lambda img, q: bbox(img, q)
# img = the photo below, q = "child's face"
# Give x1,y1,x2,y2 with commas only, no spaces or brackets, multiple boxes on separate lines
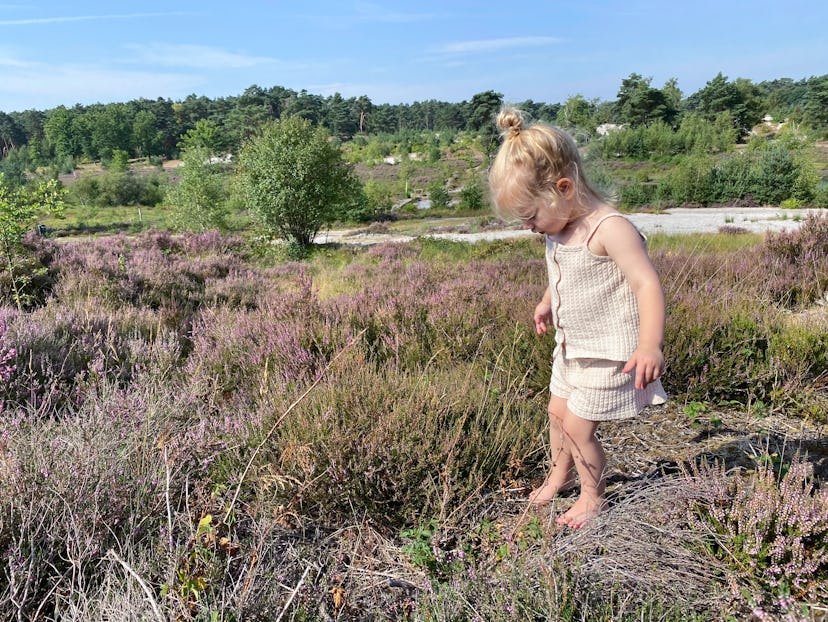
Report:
519,190,574,236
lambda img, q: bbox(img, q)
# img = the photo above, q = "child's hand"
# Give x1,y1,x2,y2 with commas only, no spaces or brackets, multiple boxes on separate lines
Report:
533,301,552,336
623,347,665,389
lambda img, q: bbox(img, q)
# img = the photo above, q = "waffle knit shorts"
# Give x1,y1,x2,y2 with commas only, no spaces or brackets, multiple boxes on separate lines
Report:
549,346,668,422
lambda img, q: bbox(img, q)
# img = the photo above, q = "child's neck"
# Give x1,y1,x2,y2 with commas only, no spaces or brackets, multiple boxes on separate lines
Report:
559,199,610,241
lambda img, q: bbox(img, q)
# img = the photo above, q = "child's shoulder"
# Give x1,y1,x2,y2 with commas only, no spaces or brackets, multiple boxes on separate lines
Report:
588,211,646,256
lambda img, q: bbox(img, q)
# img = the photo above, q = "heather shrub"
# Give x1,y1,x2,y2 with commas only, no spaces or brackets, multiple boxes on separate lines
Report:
3,226,828,619
183,285,340,404
759,213,828,307
52,230,250,330
663,301,772,403
690,458,828,612
275,347,546,530
0,232,60,310
0,385,169,618
0,375,266,620
656,215,828,410
0,302,183,410
0,317,14,384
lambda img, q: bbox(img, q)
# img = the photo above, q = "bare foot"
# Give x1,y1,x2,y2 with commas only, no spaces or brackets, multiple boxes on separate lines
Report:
556,495,607,528
528,471,577,506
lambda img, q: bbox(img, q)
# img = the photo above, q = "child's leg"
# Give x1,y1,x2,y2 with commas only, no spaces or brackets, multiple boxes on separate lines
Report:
556,409,607,528
529,394,577,505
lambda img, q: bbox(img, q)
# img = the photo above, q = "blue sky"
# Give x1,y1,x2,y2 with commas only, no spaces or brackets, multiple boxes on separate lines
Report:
0,1,826,113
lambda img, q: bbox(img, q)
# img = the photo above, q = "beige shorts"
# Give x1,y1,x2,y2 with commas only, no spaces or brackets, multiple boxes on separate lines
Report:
549,348,668,421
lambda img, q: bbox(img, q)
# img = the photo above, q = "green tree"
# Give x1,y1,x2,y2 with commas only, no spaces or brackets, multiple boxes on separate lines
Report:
0,113,25,158
224,96,272,153
44,106,80,159
616,73,676,127
178,119,225,155
557,95,598,135
753,144,803,205
132,109,162,158
803,75,828,132
691,73,763,135
325,92,357,140
466,90,504,132
108,149,130,172
662,78,684,114
88,103,133,161
0,175,64,310
236,117,363,248
354,95,374,133
165,146,229,231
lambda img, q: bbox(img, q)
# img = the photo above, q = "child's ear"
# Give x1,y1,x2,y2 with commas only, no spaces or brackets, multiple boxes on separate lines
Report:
556,178,575,198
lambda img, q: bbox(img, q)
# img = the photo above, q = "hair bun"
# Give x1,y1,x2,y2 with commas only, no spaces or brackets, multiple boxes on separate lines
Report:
496,108,524,137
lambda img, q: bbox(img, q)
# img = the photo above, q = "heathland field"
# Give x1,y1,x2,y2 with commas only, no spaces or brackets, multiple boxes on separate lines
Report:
1,218,827,620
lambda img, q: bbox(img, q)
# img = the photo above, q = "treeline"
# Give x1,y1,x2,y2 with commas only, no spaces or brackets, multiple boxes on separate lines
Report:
0,72,826,185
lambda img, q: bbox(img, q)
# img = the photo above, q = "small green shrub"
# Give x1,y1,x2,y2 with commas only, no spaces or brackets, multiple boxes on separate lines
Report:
753,143,801,205
427,178,451,209
458,180,485,211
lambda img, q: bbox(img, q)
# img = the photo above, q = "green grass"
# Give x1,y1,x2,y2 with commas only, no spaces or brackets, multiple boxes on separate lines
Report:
41,203,174,236
647,230,764,253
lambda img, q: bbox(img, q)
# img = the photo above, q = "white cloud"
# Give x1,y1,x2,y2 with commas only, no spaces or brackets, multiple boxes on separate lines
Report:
0,53,33,68
125,43,284,70
0,12,189,26
433,36,561,55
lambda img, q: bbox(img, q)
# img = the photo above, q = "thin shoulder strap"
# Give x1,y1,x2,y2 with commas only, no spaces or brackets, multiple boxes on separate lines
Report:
585,213,631,245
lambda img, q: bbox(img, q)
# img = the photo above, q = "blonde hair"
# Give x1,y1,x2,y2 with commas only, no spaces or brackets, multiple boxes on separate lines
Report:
488,107,606,220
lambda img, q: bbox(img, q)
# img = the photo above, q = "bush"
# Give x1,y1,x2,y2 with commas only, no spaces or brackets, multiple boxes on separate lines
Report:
813,183,828,208
659,214,828,411
237,116,364,247
165,147,229,232
458,180,485,211
691,458,828,608
70,172,167,207
708,153,755,203
753,143,801,205
661,154,715,205
428,178,451,209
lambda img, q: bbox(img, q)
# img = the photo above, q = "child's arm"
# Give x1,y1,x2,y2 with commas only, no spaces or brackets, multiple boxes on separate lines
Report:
596,218,666,389
534,286,552,336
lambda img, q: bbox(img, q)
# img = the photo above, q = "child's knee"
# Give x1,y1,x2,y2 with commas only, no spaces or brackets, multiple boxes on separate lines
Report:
547,396,567,425
561,412,598,444
547,403,565,427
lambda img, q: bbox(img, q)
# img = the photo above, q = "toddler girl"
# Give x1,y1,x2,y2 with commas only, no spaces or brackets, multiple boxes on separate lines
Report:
488,108,667,528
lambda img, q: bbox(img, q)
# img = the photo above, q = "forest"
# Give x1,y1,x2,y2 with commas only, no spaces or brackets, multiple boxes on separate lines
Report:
0,71,827,179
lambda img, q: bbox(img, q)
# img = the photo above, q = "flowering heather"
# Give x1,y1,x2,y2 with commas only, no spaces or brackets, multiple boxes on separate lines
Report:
654,215,828,410
1,226,827,619
0,318,14,382
690,457,828,607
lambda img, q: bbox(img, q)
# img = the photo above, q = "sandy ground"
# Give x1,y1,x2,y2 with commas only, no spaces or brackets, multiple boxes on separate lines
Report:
317,207,826,245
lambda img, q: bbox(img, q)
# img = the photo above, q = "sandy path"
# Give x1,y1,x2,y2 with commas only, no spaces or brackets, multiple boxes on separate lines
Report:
317,207,825,246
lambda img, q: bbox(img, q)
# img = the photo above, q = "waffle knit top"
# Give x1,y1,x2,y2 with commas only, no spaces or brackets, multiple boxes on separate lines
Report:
545,213,642,362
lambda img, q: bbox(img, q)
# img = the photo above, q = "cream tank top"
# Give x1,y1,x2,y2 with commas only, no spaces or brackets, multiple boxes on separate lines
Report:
545,213,642,361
